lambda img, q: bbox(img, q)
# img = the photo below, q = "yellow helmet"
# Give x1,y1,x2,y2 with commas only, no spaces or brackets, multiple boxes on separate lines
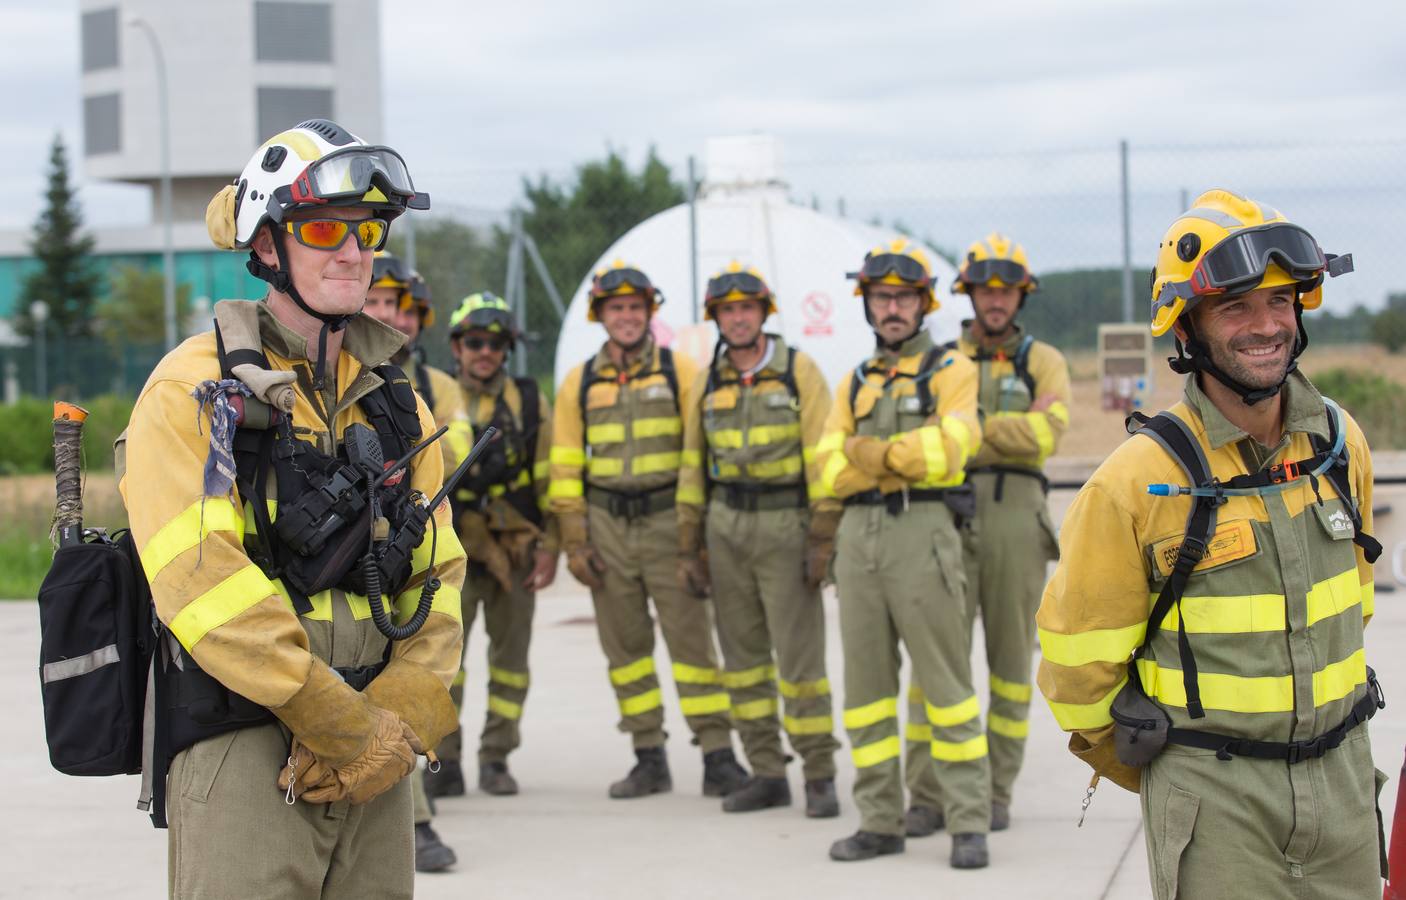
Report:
953,232,1038,294
849,238,938,313
704,261,776,320
371,250,412,296
1150,189,1347,337
587,259,661,322
404,268,435,328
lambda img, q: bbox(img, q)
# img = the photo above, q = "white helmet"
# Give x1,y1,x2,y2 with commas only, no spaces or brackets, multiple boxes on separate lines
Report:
207,119,429,250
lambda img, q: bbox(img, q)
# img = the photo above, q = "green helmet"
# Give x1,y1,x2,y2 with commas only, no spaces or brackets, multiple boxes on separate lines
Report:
449,292,517,345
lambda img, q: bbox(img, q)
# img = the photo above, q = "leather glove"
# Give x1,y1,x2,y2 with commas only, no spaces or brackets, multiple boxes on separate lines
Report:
677,553,711,599
278,706,416,805
459,510,513,593
844,435,893,479
501,529,539,571
269,659,383,767
804,508,841,590
363,658,460,755
566,544,607,590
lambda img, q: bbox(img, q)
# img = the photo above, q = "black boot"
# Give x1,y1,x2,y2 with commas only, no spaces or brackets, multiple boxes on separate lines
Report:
478,761,519,796
414,822,457,872
423,759,465,799
804,778,839,818
950,833,990,869
722,776,791,812
990,801,1010,832
701,748,750,797
608,747,672,799
829,831,905,862
905,804,945,837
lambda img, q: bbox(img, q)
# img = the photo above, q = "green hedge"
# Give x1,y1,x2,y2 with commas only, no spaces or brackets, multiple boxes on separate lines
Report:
1313,368,1406,449
0,395,134,475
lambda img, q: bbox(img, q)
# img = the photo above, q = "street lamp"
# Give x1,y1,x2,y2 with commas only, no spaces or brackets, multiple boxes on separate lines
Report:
128,16,177,351
30,300,49,398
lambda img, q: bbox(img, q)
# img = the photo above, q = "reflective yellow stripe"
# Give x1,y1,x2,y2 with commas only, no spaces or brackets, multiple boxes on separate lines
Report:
843,696,898,730
548,478,583,498
632,452,681,475
407,581,462,624
679,692,731,716
1314,648,1367,705
1048,401,1070,426
1028,412,1054,460
905,723,932,742
988,713,1029,739
784,714,833,735
633,417,682,439
587,423,626,444
802,447,817,464
723,664,776,689
1153,569,1363,635
672,662,721,685
917,425,947,482
925,695,979,727
816,432,844,453
1362,581,1375,619
489,666,530,689
941,415,975,463
716,462,742,478
820,448,849,494
589,457,625,477
748,456,803,478
1038,623,1145,667
1137,659,1292,713
990,675,1033,704
1307,569,1367,627
1046,678,1124,731
534,460,550,480
550,446,585,466
272,579,333,621
711,423,801,449
619,689,662,716
169,564,278,650
932,734,989,762
807,479,834,502
610,657,655,686
778,677,829,699
408,514,465,578
141,498,245,581
733,697,778,720
487,695,523,720
677,485,706,505
851,735,901,768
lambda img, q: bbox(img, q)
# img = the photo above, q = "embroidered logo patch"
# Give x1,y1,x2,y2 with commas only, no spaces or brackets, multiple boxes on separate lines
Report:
1329,509,1353,535
1149,518,1257,578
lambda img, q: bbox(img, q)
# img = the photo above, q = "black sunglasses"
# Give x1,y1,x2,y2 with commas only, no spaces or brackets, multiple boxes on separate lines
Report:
462,335,509,352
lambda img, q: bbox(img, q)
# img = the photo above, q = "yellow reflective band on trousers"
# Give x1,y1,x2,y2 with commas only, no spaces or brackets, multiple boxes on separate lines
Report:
1136,647,1367,714
723,664,776,689
679,692,732,716
784,714,834,735
844,696,898,730
619,688,663,716
1046,677,1125,731
906,722,932,742
672,661,722,684
925,694,980,727
711,422,801,449
587,423,626,444
550,446,586,467
989,675,1033,704
610,656,656,686
488,695,523,720
489,666,530,689
633,417,682,439
733,697,778,720
141,497,244,582
1154,567,1365,634
779,677,830,699
169,563,279,650
632,452,681,475
1039,623,1146,668
931,733,989,762
988,713,1030,739
851,735,901,768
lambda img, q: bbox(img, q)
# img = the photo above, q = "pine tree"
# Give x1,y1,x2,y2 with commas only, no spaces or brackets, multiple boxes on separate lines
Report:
19,134,102,338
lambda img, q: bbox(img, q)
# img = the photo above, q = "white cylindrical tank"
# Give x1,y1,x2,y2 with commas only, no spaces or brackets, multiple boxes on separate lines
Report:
553,136,965,390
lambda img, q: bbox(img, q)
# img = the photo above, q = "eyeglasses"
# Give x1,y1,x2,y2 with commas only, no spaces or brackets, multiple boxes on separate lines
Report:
284,217,389,251
1155,223,1332,313
866,289,923,310
961,258,1030,287
462,335,509,352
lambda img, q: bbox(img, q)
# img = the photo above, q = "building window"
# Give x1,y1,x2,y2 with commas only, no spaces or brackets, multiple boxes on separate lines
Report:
81,7,120,72
84,93,121,156
255,2,332,63
258,86,334,139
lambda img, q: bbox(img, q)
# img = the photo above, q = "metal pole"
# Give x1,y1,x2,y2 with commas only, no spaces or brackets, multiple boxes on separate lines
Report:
687,155,699,325
1179,188,1189,213
1119,139,1133,323
131,18,176,349
30,301,49,398
507,210,528,378
523,233,567,321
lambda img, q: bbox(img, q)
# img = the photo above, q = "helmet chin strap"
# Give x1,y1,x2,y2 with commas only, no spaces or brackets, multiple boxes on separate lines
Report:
1169,303,1307,407
246,229,351,390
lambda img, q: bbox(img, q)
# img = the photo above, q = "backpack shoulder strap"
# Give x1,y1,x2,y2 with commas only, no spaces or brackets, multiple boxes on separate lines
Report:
578,356,597,416
364,364,424,448
914,346,944,416
414,363,435,412
780,341,800,404
658,346,681,413
1313,398,1382,563
513,376,541,448
1014,334,1037,396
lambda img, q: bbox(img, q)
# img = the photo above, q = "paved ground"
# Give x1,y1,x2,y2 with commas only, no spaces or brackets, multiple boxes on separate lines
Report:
6,483,1406,898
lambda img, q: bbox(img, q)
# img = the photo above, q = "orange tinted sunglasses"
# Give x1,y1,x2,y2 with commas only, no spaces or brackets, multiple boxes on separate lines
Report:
283,217,389,251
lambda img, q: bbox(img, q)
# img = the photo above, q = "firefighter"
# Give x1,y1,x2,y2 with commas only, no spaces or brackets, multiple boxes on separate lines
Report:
550,261,748,799
677,262,843,818
815,239,991,868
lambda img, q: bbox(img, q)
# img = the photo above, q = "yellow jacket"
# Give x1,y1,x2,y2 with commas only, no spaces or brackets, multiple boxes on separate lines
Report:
955,323,1071,470
1037,373,1374,791
391,347,462,431
121,303,465,750
815,331,981,498
549,338,701,516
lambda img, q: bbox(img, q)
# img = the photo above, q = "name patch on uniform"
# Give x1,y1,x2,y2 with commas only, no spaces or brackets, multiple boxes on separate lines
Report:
1148,518,1258,579
897,396,923,414
640,383,674,402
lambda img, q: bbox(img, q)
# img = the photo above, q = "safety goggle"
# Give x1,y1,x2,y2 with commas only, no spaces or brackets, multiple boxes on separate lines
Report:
851,252,932,287
591,267,654,298
282,146,430,212
461,334,510,352
705,271,769,301
373,255,413,285
283,217,389,251
1155,223,1335,311
961,258,1030,287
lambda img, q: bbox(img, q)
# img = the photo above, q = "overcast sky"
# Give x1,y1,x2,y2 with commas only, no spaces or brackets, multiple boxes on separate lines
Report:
5,0,1405,302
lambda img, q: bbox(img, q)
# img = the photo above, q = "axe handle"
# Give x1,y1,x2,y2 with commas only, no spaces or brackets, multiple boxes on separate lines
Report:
52,402,89,548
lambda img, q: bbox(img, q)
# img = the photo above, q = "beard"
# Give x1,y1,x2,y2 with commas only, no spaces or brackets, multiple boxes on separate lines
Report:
1204,327,1296,390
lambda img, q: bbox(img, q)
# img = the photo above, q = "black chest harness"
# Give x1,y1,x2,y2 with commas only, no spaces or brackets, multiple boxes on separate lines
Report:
450,375,543,528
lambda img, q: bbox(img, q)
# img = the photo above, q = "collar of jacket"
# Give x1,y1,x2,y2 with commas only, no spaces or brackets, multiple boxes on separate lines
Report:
592,334,657,377
256,302,406,370
873,329,934,366
959,319,1026,358
460,367,508,398
1183,368,1330,451
714,333,789,380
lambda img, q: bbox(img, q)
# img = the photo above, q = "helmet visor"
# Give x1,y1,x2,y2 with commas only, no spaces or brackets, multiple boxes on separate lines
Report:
705,271,768,301
373,254,413,285
962,258,1029,287
859,252,930,286
592,267,654,298
1196,223,1326,292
